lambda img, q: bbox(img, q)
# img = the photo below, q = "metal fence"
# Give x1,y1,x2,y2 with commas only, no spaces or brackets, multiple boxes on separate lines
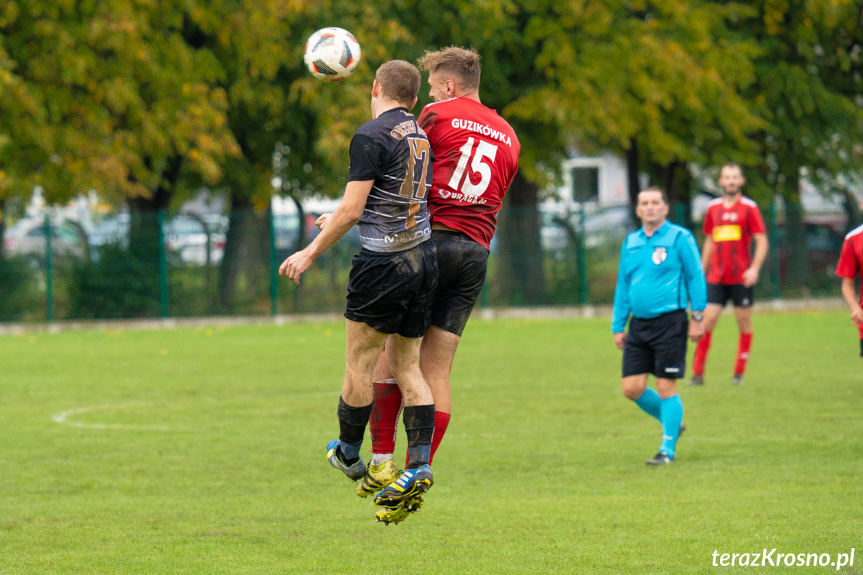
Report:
0,203,848,323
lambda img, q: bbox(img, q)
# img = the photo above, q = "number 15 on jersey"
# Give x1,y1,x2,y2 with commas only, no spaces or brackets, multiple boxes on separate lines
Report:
448,137,499,197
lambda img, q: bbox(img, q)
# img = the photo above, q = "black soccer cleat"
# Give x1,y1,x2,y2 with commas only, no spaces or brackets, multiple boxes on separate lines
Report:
686,375,704,386
731,374,744,385
645,451,674,466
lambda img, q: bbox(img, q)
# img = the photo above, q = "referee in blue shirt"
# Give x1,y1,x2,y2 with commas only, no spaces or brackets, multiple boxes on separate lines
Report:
612,187,707,465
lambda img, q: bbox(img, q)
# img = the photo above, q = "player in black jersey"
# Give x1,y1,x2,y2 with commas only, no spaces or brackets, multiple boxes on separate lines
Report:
279,60,438,518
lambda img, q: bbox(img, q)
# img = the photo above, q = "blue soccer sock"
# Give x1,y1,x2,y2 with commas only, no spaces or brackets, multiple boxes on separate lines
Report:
634,388,661,420
338,440,363,463
659,394,684,458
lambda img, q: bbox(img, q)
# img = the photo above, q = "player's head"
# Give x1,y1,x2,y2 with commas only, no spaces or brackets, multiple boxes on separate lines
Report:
636,186,669,227
718,163,745,196
372,60,420,115
417,46,481,101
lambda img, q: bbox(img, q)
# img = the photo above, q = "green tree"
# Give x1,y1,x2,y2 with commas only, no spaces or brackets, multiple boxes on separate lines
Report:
0,1,240,279
377,0,767,304
181,0,411,310
517,0,764,212
739,0,863,292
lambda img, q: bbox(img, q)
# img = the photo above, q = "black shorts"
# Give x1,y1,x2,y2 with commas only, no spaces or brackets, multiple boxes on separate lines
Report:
344,241,438,338
707,283,754,307
622,309,689,379
859,339,862,358
429,230,490,337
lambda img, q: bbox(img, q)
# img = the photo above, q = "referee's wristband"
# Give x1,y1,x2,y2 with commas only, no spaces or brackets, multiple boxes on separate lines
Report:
691,312,703,322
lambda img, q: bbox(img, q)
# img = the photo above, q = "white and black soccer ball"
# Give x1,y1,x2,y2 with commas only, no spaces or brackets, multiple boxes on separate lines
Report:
304,27,361,82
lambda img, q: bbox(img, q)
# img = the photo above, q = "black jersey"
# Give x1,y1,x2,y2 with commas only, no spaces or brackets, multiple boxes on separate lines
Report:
348,107,433,252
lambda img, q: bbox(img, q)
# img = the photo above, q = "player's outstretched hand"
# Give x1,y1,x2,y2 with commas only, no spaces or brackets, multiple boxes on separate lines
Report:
279,249,316,286
613,332,627,350
850,305,863,327
315,213,332,231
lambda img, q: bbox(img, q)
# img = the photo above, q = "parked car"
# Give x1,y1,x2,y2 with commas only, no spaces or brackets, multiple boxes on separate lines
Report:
541,204,633,252
88,213,130,256
3,217,87,261
274,213,313,259
164,214,227,265
86,212,227,265
274,211,361,260
775,221,845,282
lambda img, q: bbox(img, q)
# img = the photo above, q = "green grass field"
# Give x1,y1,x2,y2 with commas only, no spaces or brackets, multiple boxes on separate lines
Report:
1,311,861,574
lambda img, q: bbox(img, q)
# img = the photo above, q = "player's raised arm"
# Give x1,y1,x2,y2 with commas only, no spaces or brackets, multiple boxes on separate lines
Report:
279,180,373,285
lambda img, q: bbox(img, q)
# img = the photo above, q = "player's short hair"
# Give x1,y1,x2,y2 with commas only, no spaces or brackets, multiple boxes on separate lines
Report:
720,162,743,176
417,46,481,92
638,186,669,205
376,60,421,107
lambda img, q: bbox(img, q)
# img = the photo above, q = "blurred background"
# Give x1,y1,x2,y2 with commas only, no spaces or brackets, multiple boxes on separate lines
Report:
0,0,861,322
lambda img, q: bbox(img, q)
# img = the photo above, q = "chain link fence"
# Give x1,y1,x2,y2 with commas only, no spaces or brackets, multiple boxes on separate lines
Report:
0,203,847,323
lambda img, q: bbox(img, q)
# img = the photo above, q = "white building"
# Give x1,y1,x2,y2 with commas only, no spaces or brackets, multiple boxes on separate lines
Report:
556,151,630,208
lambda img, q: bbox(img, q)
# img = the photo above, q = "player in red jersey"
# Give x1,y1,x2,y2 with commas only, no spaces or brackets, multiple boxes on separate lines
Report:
688,163,768,386
835,222,863,359
359,47,520,523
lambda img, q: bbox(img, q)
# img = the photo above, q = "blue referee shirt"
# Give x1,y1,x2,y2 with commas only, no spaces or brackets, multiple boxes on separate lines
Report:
612,221,707,333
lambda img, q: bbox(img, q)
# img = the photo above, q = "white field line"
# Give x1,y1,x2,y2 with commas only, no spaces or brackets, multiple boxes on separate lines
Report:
51,403,173,431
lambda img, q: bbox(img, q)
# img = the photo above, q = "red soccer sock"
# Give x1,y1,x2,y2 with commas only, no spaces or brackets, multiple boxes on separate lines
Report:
370,379,402,454
693,331,713,376
734,332,753,376
405,410,450,468
429,411,450,465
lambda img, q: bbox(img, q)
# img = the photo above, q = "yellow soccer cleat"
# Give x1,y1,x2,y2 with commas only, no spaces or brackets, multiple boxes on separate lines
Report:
374,495,424,525
374,465,433,509
357,458,401,498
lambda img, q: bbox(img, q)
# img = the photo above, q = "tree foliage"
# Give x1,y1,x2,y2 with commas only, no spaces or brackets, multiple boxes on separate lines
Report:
2,0,862,304
0,1,242,206
736,0,863,289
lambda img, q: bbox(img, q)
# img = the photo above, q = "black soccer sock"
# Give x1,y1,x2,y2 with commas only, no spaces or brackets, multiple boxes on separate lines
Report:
403,404,435,469
337,397,373,465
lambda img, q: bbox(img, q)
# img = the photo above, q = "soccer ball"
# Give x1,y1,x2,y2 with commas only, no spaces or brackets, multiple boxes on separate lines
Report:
304,27,361,82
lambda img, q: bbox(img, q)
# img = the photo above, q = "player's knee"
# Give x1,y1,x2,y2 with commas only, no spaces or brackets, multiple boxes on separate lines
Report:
621,380,645,400
388,363,414,385
656,379,678,398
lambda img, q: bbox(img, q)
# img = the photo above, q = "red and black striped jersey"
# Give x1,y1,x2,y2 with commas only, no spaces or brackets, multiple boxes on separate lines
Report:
703,196,766,285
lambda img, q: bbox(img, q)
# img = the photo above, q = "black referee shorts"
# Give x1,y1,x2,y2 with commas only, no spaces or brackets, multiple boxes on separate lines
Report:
622,309,689,379
707,282,754,307
344,241,438,338
429,230,490,337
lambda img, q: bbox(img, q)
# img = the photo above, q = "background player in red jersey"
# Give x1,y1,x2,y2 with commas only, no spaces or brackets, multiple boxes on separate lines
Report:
689,163,768,386
835,221,863,360
359,46,520,523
